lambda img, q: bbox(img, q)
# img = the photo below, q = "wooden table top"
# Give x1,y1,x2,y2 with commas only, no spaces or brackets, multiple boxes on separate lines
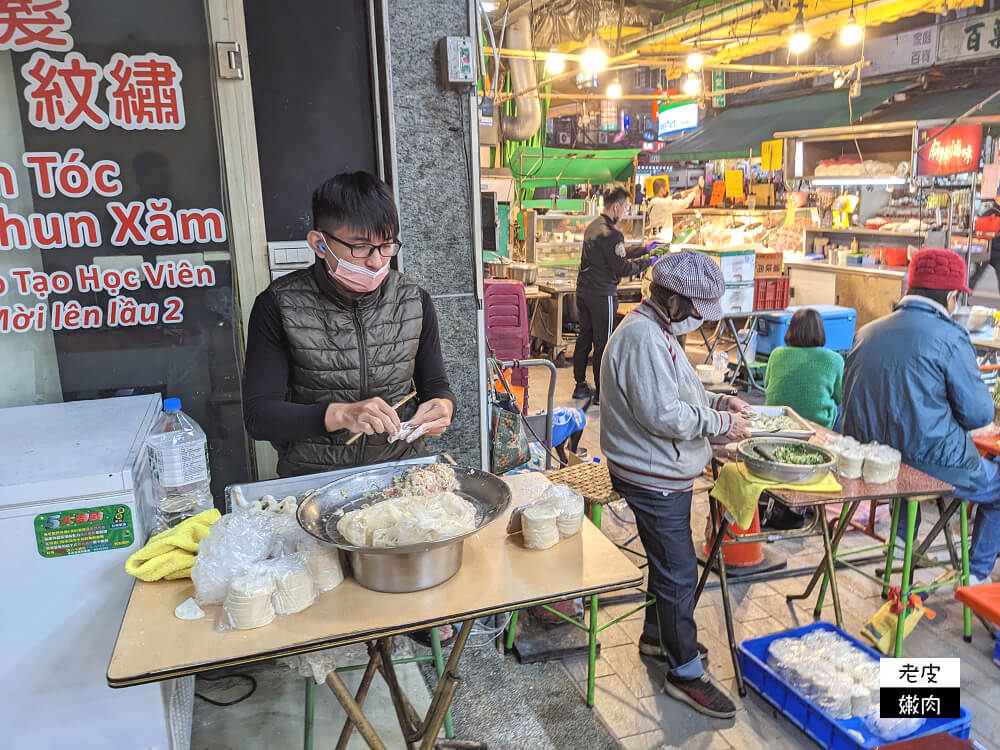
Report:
106,475,642,688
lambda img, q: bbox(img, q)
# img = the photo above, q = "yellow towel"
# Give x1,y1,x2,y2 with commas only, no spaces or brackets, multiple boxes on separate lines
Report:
712,463,842,529
125,508,221,581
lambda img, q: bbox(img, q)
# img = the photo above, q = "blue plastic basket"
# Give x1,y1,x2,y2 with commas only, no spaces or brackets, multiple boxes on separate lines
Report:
738,622,972,750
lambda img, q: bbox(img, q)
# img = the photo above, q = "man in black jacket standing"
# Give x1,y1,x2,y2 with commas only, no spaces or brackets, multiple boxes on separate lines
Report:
572,186,652,405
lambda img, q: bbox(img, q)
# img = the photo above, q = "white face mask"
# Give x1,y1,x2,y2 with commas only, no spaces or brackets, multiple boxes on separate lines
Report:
670,317,703,336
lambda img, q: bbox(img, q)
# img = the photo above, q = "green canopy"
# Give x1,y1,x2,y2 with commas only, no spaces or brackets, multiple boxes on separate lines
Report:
866,86,1000,123
659,82,910,162
507,146,640,188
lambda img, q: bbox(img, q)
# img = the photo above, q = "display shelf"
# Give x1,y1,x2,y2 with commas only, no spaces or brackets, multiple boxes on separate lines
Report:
806,227,925,238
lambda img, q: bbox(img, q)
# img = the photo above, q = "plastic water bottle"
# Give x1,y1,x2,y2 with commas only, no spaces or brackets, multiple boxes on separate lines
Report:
145,397,213,533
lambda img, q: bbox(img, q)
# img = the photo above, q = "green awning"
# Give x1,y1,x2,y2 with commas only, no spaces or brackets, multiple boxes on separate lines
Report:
866,86,1000,123
659,82,910,162
507,146,640,188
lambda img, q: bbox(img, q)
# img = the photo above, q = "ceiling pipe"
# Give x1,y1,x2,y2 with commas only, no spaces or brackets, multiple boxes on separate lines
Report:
624,0,767,52
499,14,542,143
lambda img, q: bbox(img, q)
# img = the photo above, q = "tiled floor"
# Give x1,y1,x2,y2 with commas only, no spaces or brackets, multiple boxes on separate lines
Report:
526,343,1000,750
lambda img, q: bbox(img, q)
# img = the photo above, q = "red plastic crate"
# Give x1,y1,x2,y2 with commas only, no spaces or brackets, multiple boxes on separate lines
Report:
754,276,790,311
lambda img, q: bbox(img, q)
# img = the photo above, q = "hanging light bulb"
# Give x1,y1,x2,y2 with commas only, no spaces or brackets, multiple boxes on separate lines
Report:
788,7,810,55
686,50,704,71
606,78,622,99
682,72,702,96
545,47,565,75
581,37,607,74
841,12,862,46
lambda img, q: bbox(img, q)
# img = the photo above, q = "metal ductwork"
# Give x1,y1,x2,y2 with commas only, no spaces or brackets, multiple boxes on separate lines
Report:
499,15,541,143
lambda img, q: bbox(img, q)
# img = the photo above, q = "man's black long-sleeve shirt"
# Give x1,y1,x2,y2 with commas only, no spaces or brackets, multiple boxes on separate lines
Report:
577,214,651,296
242,264,456,443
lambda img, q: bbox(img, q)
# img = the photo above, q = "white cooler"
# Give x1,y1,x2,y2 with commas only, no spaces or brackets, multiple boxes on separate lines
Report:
0,394,193,750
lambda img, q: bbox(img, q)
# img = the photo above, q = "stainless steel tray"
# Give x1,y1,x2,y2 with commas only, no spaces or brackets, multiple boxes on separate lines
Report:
746,405,815,440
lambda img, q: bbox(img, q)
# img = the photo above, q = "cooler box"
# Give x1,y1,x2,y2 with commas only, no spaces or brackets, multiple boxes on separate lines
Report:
756,304,857,355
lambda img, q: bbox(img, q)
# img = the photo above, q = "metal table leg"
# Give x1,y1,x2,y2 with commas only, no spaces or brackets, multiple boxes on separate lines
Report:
882,499,902,598
819,503,844,628
707,496,745,696
304,678,315,750
786,501,858,609
893,500,919,657
960,501,972,643
808,501,860,617
335,643,385,750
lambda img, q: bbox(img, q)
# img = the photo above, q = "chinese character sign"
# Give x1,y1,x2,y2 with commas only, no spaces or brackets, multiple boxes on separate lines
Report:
879,658,961,719
0,0,72,52
938,9,1000,62
916,125,982,177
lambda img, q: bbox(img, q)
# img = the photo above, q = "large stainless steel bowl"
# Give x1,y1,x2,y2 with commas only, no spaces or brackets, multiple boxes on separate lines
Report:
508,263,538,284
737,438,837,483
297,464,511,593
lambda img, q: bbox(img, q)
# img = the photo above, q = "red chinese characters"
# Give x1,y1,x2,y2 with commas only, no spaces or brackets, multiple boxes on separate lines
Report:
0,0,72,52
105,53,185,130
21,51,108,130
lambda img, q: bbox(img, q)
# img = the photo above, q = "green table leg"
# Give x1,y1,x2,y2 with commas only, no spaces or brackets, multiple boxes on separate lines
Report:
430,627,455,739
882,498,901,598
303,678,314,750
505,610,519,650
815,503,852,618
961,501,972,643
893,500,918,657
592,503,603,529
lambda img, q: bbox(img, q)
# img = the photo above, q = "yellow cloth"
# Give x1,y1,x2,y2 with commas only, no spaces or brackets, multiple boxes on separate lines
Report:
712,463,842,529
125,508,221,581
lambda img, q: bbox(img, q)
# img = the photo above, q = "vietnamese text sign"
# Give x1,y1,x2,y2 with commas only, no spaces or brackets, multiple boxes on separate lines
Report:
916,124,983,176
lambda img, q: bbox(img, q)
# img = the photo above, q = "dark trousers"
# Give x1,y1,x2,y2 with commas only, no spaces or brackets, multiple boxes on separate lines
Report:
611,476,702,677
573,293,617,391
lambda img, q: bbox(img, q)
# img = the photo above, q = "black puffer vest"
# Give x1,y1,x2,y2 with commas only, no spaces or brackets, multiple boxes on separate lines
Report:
270,262,424,476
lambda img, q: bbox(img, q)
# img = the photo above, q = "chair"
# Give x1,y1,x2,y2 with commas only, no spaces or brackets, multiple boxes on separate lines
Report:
485,280,531,411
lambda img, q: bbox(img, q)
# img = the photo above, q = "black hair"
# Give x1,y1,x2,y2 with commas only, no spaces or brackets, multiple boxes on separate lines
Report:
603,185,630,207
312,171,399,239
649,283,697,320
906,287,952,308
785,308,826,347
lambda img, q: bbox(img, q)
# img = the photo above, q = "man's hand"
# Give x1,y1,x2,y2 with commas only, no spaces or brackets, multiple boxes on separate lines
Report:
725,413,752,440
727,397,751,414
325,397,401,436
406,398,454,442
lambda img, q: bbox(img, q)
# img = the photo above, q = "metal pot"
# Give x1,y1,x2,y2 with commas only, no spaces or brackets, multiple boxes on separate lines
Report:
736,438,837,483
296,463,511,593
508,263,538,284
485,260,510,278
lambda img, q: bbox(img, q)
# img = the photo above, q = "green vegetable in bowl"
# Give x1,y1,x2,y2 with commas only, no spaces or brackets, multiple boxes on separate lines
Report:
770,443,827,465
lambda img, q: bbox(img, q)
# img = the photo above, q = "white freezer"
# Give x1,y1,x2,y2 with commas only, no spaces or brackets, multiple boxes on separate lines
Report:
0,394,192,750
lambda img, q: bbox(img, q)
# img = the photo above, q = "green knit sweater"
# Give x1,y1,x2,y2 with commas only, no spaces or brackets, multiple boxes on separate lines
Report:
763,346,844,429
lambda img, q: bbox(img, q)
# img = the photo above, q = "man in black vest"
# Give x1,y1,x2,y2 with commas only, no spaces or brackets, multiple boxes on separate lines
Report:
242,172,456,476
573,186,651,406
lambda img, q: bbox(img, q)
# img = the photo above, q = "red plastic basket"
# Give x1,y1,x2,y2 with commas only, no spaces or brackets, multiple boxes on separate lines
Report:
753,276,790,311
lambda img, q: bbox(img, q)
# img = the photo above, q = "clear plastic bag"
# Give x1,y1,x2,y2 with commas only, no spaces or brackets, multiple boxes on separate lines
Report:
297,536,344,592
191,512,276,604
219,567,276,630
522,503,560,550
864,709,925,741
541,485,585,538
267,553,318,616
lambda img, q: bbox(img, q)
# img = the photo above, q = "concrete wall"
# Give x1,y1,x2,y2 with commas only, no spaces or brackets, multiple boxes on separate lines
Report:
385,0,484,467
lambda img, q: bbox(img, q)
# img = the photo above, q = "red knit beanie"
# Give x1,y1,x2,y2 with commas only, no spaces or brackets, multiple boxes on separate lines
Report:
907,248,970,294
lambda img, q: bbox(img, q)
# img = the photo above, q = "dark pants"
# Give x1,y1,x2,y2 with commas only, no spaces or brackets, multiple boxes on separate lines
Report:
611,476,703,678
573,293,617,392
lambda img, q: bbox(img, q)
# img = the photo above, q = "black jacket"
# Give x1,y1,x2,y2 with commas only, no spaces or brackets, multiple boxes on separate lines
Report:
577,214,651,296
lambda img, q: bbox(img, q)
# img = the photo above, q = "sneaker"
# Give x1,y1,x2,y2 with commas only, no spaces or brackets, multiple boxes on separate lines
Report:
664,673,737,719
638,634,709,662
591,392,600,407
572,382,593,400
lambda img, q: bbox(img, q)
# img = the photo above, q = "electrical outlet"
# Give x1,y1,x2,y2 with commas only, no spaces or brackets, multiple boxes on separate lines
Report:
438,36,475,88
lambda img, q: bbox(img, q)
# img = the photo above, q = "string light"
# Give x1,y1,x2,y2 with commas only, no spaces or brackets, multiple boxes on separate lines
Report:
789,4,810,55
682,72,701,96
606,78,622,98
686,50,704,71
545,47,565,74
841,3,862,46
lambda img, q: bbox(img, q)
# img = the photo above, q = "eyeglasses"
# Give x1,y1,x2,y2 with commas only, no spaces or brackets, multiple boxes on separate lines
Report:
320,230,402,259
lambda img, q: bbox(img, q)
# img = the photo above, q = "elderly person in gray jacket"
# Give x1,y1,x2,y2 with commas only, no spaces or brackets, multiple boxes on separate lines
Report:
600,250,750,719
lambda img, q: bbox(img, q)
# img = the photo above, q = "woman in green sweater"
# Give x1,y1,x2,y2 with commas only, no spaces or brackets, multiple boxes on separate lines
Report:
764,308,844,429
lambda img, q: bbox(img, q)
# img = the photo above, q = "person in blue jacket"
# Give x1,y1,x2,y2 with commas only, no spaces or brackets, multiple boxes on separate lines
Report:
843,248,1000,585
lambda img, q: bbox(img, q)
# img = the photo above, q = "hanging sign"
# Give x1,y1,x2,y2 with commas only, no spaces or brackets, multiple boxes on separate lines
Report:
761,139,783,171
708,180,725,206
724,170,744,200
937,10,1000,63
916,125,983,176
711,71,725,108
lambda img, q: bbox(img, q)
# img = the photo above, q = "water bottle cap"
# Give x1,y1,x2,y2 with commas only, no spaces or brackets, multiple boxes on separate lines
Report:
163,397,182,411
593,457,601,464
